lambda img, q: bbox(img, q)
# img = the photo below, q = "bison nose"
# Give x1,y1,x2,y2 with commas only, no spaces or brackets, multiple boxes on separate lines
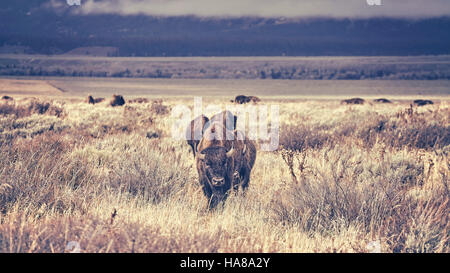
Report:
212,177,225,186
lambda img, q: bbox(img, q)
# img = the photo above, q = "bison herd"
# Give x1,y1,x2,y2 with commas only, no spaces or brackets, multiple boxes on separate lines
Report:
82,94,435,109
186,111,257,209
341,97,434,106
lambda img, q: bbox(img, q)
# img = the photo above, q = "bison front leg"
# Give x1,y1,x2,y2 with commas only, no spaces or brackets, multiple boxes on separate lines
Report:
199,178,222,209
239,168,251,192
230,169,250,195
200,178,213,199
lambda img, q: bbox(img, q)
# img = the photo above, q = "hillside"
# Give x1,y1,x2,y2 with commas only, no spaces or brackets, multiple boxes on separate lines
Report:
1,1,450,56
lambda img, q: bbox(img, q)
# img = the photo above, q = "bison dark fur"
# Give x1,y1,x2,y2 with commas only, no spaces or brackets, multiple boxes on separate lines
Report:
373,98,392,103
341,98,365,105
110,94,125,107
234,95,251,104
234,95,261,104
413,99,434,106
1,95,13,101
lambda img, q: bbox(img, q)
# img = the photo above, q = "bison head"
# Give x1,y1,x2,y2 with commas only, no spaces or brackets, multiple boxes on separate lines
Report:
197,145,235,189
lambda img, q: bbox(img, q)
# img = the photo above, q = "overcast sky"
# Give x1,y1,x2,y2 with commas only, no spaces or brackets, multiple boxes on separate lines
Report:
61,0,450,18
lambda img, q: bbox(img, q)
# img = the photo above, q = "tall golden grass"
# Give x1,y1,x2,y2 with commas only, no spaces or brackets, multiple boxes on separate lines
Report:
0,97,448,252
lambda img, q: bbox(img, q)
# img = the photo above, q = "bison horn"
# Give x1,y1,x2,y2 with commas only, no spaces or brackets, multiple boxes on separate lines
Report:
226,144,235,158
242,144,247,155
196,140,206,160
193,142,198,155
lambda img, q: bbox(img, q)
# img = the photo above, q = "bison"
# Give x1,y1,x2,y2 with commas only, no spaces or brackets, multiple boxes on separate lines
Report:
110,94,125,107
195,121,256,209
413,99,433,106
341,98,365,105
233,95,261,104
1,95,13,101
373,98,392,104
186,114,210,157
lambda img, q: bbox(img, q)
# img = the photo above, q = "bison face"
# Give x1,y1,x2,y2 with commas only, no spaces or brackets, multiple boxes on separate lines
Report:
197,146,235,189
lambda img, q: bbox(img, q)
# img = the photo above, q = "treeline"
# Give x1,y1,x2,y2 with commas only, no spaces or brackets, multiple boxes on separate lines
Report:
1,63,449,80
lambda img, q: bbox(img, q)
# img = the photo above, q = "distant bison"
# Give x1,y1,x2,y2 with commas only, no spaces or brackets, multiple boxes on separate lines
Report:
413,99,433,106
233,95,261,104
186,114,210,157
1,95,13,101
341,98,365,105
195,121,256,209
373,98,392,103
110,94,125,107
86,95,105,104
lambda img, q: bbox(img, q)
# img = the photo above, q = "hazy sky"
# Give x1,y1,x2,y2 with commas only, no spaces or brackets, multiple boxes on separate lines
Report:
61,0,450,18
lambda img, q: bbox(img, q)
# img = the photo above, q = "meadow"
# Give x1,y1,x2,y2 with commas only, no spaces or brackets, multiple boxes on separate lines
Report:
0,78,448,253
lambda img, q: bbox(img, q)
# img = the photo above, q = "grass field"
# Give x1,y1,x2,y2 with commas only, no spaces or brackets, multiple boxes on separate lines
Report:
2,77,450,99
0,77,448,253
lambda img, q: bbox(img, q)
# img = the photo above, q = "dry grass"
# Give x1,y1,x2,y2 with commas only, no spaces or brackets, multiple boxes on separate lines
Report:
0,97,448,253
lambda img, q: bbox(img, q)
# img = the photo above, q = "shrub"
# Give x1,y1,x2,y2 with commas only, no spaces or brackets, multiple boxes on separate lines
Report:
0,133,94,213
0,115,68,143
0,100,64,118
273,144,448,252
150,100,169,116
70,136,192,204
